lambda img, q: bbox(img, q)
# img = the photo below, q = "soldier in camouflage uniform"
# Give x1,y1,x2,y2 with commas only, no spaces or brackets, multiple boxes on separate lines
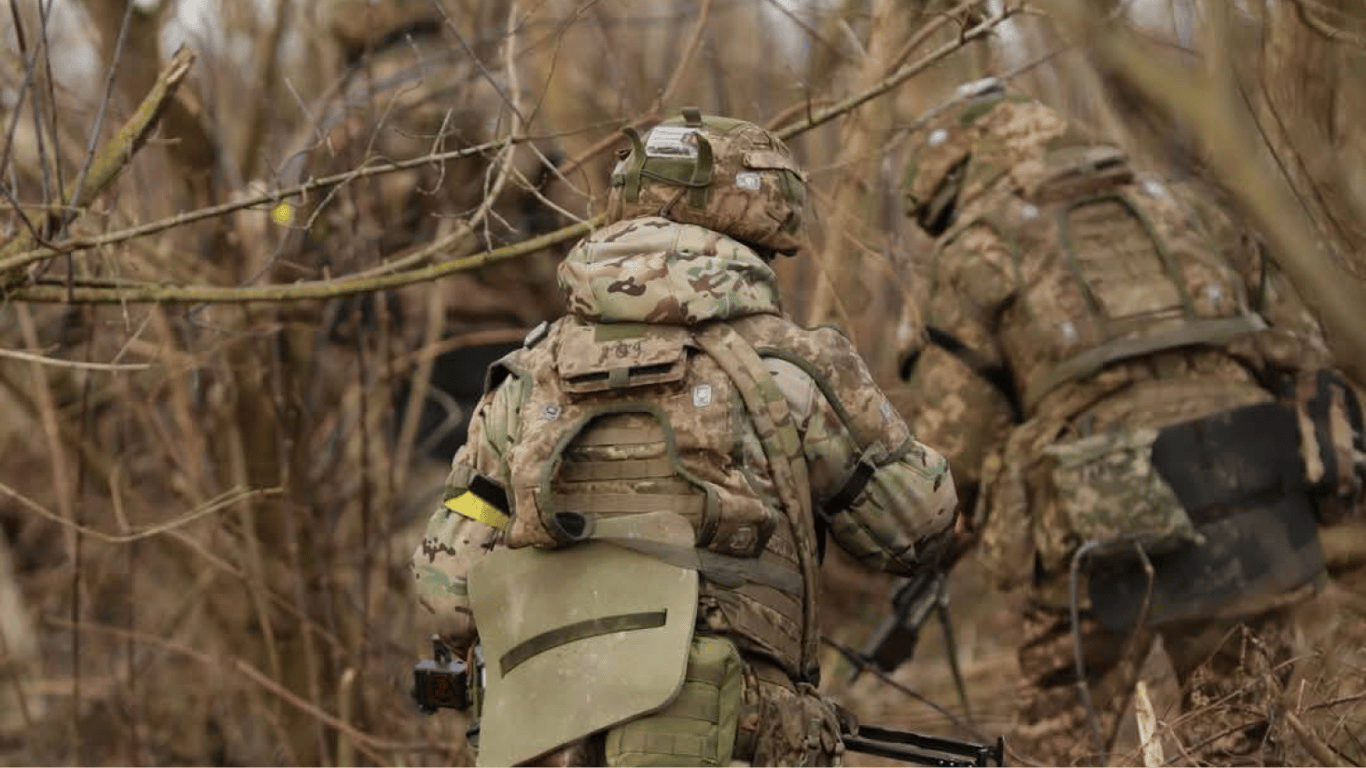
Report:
284,1,577,470
295,0,569,333
411,109,960,767
892,80,1365,766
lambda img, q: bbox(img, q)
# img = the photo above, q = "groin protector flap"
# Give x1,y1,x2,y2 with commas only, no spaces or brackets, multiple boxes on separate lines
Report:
468,512,700,767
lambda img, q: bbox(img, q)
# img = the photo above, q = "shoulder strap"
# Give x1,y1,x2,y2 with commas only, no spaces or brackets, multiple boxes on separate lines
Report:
693,321,822,682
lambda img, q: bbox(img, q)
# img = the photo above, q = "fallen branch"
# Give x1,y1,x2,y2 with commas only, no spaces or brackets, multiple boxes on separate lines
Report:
1285,710,1346,767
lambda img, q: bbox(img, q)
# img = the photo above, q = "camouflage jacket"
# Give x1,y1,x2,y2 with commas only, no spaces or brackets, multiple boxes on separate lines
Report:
412,217,958,675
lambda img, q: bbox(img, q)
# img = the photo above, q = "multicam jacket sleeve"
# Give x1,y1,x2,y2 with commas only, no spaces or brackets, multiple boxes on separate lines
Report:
764,326,959,576
409,361,524,654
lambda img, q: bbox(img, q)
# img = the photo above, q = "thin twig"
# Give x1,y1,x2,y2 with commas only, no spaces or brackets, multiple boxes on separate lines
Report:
0,346,151,371
0,135,520,273
1286,710,1347,767
0,481,278,543
58,0,135,237
658,0,713,110
775,2,1020,142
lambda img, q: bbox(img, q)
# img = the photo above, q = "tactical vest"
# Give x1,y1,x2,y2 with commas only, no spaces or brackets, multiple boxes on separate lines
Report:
490,315,818,679
929,148,1264,417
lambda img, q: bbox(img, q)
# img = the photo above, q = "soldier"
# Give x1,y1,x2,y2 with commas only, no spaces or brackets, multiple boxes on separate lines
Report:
410,108,960,766
280,1,578,469
891,80,1364,765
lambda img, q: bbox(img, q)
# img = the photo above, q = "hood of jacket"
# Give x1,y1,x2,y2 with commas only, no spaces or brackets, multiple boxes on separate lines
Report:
558,216,783,325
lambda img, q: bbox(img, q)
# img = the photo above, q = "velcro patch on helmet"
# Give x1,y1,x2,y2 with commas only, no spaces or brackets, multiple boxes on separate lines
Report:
645,126,700,158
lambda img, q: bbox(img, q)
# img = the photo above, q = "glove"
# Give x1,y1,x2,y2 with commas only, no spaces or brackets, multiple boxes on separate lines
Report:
1291,369,1366,525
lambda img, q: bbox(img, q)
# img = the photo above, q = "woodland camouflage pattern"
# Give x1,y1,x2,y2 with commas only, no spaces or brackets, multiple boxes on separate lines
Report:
893,88,1348,765
413,215,956,765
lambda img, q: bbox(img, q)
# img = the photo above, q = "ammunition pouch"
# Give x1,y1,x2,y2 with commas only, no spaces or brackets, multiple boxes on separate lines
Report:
739,668,843,767
1039,427,1200,572
467,512,700,767
603,635,744,767
1087,402,1327,631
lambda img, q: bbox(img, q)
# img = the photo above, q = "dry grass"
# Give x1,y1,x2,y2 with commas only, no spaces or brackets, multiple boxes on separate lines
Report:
0,0,1364,765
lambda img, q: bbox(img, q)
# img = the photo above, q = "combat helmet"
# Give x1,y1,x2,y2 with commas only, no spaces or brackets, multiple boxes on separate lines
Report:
607,108,807,257
327,0,441,59
903,79,1100,235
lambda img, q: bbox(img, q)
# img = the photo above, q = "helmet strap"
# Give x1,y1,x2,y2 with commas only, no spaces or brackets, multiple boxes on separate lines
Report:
685,133,713,209
618,126,649,203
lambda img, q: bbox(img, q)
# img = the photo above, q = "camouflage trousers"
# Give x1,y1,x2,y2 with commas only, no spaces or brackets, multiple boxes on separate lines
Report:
1009,595,1295,767
525,653,843,767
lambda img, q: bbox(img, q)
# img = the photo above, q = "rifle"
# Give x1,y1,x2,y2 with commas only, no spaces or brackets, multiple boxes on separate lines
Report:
841,720,1004,767
854,569,948,678
412,636,1005,766
852,565,975,729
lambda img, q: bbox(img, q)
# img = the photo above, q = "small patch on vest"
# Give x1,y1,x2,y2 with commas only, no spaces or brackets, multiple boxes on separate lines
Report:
1020,203,1039,220
1059,320,1077,343
1204,283,1224,305
645,125,699,158
727,526,756,553
693,384,713,407
927,128,948,147
735,172,761,191
524,320,549,348
543,404,562,420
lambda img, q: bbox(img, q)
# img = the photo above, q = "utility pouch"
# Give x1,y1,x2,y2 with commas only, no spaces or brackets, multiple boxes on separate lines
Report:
603,635,744,767
1037,427,1200,571
1088,402,1327,631
467,512,700,767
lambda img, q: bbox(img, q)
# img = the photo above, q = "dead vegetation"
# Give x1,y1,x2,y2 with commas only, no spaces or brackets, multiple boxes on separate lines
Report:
0,0,1363,765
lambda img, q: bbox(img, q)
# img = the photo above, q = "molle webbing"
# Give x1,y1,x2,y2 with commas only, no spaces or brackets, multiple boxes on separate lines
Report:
551,492,705,517
693,323,820,680
1024,314,1266,410
555,457,677,482
535,404,720,547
